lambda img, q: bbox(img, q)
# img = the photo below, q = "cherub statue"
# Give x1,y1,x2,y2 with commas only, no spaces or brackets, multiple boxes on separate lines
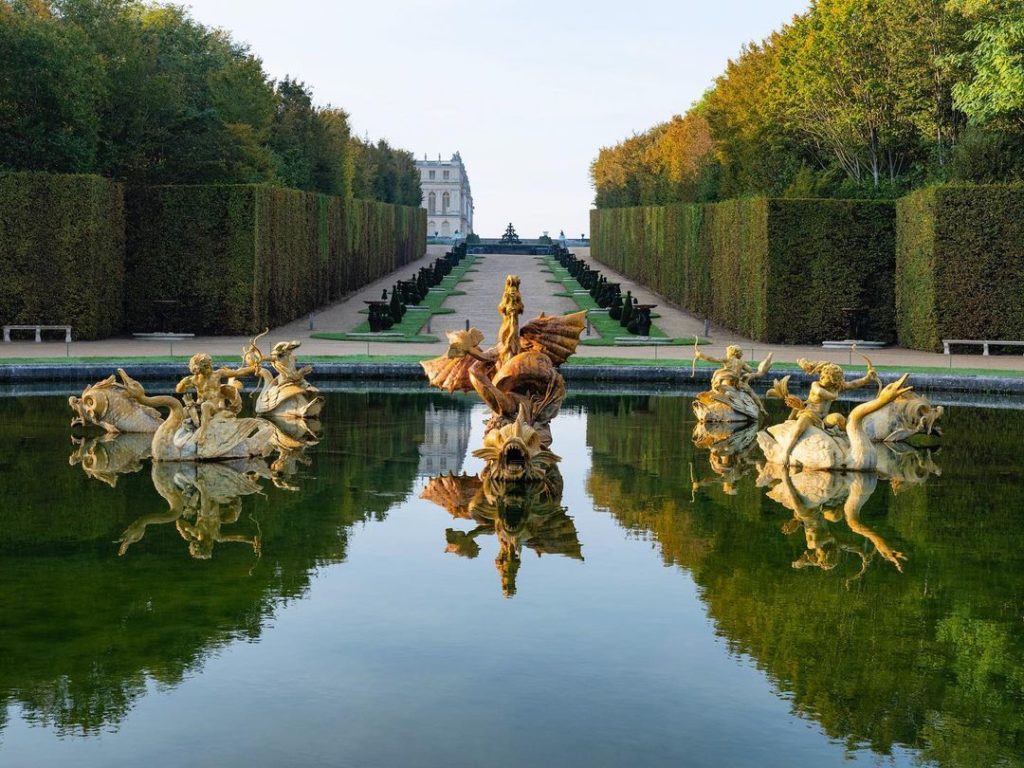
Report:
175,352,258,443
692,342,773,422
765,358,878,465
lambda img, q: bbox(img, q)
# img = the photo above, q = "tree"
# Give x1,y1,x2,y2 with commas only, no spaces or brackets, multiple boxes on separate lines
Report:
0,3,103,172
950,0,1024,129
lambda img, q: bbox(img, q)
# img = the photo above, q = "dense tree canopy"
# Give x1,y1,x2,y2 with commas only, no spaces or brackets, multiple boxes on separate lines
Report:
0,0,419,203
349,137,422,206
591,0,1024,206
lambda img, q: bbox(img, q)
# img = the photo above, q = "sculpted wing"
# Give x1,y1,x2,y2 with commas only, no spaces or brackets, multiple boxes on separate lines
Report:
421,355,477,393
421,330,488,393
519,310,587,366
420,473,484,519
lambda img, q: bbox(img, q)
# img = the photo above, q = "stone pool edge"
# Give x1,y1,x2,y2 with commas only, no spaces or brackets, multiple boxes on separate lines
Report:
2,361,1023,395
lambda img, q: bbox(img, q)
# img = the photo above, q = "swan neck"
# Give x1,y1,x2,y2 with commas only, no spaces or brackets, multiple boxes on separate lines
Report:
847,396,886,470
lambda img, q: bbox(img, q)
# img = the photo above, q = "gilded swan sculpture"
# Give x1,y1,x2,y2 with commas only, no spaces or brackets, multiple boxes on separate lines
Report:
757,375,916,471
117,369,278,462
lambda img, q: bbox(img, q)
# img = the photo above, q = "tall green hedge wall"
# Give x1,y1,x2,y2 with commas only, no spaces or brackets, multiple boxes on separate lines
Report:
590,198,896,344
0,172,125,339
126,185,425,334
896,185,1024,352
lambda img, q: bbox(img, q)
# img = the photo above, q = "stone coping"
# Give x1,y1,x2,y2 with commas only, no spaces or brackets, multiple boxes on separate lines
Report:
2,360,1024,396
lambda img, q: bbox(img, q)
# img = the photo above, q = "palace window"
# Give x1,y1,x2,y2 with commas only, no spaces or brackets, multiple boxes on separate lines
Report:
428,191,436,213
443,170,450,180
442,192,450,213
429,170,435,180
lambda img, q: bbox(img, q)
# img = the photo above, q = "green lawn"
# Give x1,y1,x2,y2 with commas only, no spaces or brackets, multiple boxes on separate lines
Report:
336,255,478,340
4,353,1020,380
543,257,684,345
309,333,440,343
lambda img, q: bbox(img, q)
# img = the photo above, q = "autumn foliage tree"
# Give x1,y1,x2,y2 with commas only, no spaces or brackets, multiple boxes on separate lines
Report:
591,0,1023,206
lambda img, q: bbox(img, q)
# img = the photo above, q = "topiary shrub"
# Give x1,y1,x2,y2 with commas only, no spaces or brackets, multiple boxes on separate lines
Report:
764,199,895,344
591,197,896,344
0,172,124,340
126,184,426,335
897,184,1024,351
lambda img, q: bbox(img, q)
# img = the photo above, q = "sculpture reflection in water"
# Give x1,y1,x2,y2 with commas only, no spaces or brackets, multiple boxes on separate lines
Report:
69,432,308,559
690,422,760,497
68,334,320,558
758,450,941,584
421,468,581,598
117,462,265,559
69,432,152,487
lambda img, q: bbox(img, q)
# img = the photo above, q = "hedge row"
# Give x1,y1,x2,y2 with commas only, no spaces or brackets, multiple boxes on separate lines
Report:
126,185,426,334
896,185,1024,352
0,172,125,339
590,198,896,343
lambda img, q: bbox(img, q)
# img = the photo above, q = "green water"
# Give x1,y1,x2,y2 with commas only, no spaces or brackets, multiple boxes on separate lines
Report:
0,389,1021,767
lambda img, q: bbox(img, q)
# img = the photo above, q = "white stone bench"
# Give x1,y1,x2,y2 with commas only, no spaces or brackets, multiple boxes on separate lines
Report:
3,324,71,342
942,339,1024,355
132,332,196,341
614,336,673,346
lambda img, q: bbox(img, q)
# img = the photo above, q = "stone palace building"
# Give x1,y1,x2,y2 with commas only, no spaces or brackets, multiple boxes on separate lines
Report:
416,152,474,237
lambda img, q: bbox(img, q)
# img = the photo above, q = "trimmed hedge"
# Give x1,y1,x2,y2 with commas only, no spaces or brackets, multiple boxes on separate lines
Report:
0,172,125,339
126,185,425,335
897,185,1024,351
590,198,896,344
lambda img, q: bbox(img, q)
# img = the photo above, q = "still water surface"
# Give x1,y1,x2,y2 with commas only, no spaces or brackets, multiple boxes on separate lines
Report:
0,388,1021,767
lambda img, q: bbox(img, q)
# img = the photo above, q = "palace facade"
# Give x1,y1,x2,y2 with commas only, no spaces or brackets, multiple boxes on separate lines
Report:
416,152,474,237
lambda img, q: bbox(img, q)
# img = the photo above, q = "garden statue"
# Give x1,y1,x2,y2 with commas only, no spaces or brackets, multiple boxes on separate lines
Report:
175,352,257,441
472,406,559,482
69,375,164,433
70,332,324,462
243,336,323,450
420,464,580,597
758,373,934,471
421,275,586,449
691,343,774,422
764,357,942,461
115,368,278,462
246,336,323,422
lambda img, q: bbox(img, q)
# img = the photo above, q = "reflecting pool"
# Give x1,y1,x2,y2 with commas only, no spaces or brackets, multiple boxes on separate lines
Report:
0,388,1022,767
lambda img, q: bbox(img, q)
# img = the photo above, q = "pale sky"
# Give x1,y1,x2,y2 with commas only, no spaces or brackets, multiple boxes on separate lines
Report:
184,0,809,237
